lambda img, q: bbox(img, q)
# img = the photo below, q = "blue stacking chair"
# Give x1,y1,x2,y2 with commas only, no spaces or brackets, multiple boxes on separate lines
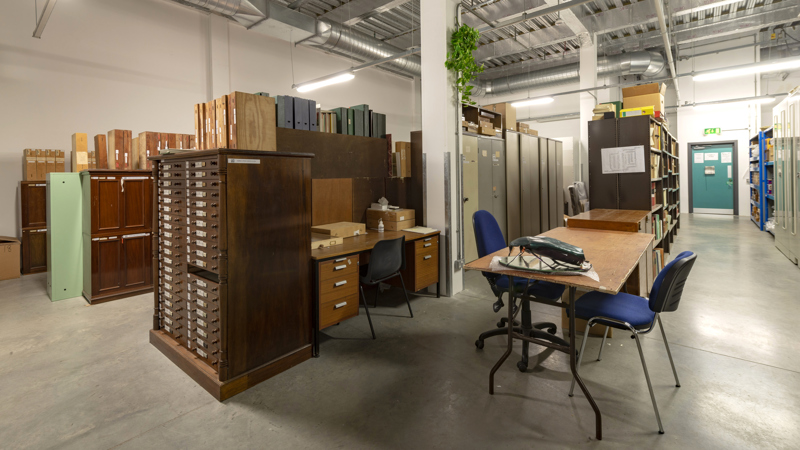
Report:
568,251,697,434
472,210,566,371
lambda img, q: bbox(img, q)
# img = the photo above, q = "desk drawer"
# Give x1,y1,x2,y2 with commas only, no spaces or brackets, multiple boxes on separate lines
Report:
193,316,220,336
191,321,220,341
158,269,186,286
415,236,439,251
415,246,439,289
319,293,359,329
188,179,221,189
188,244,220,272
157,179,185,188
160,288,188,304
319,271,358,303
189,285,219,305
161,318,184,341
160,295,186,312
319,256,358,282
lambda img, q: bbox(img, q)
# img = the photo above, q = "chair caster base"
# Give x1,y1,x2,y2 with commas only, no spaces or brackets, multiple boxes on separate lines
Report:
676,384,681,388
475,339,484,349
516,361,527,372
545,326,557,335
568,393,574,397
496,321,504,328
658,431,665,435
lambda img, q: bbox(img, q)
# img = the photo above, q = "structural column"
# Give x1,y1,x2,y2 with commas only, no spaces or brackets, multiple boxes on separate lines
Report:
578,33,596,187
421,0,461,296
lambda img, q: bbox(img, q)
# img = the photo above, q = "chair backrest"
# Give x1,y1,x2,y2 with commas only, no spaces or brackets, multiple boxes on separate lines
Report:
649,251,697,313
568,185,581,215
574,181,588,201
473,210,507,282
365,236,405,282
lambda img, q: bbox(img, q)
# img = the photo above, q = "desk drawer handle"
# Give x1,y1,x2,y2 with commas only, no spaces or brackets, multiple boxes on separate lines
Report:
424,255,432,260
335,258,347,263
423,243,432,248
424,238,432,242
334,264,347,271
334,301,347,309
334,280,347,287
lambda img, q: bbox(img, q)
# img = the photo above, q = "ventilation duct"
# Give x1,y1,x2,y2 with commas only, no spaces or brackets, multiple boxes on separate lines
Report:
475,51,666,96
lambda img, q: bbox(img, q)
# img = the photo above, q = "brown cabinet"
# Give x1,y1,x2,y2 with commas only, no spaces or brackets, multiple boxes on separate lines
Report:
150,149,313,401
82,170,153,304
388,235,439,292
20,182,48,275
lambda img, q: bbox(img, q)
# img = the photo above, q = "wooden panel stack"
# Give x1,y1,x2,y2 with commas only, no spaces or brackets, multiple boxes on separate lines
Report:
23,149,67,180
193,92,276,152
150,149,313,401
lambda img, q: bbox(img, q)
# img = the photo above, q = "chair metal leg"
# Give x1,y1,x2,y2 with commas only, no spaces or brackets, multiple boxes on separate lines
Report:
633,333,665,434
657,315,681,387
596,326,609,361
398,272,413,318
359,286,376,339
569,324,592,397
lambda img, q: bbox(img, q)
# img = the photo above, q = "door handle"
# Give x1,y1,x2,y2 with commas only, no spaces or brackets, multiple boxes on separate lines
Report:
463,197,469,202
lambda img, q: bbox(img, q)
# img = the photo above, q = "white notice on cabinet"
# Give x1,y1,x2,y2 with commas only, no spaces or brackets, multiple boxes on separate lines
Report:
705,152,719,161
694,153,704,164
721,152,732,163
601,145,645,174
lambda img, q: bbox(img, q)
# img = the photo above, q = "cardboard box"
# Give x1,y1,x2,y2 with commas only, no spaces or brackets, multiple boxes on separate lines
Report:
227,91,277,152
71,133,89,172
311,222,366,238
35,149,46,180
482,102,516,131
517,122,530,133
478,126,495,136
561,289,613,338
55,150,65,172
131,136,140,169
94,135,107,169
0,237,21,281
44,150,54,175
367,217,415,231
467,124,478,134
367,208,415,223
622,83,665,114
23,149,37,180
311,233,344,250
107,130,131,169
592,114,605,121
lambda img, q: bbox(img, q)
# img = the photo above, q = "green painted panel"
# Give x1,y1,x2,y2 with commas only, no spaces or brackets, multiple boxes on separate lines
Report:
691,144,734,212
47,173,84,301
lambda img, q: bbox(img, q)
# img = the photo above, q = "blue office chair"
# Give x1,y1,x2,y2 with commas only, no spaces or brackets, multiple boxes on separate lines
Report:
473,210,566,371
568,251,697,434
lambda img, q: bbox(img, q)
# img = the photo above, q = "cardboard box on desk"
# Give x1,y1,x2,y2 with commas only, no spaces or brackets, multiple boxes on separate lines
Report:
561,290,613,338
367,208,415,223
0,237,21,281
367,217,415,231
311,222,366,238
311,233,344,250
622,83,665,115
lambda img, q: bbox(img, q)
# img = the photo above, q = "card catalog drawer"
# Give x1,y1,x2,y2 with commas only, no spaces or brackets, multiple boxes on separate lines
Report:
188,179,221,189
187,198,219,209
159,162,186,171
159,170,186,179
187,188,220,200
187,207,220,221
187,159,218,169
157,179,185,188
187,169,220,180
158,203,186,216
187,226,218,242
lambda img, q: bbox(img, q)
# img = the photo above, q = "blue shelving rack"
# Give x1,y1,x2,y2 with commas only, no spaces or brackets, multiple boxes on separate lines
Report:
750,127,773,232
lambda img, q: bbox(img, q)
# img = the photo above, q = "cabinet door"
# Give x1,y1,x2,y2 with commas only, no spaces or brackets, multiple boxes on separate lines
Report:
121,177,152,231
92,237,123,296
491,139,507,242
92,178,122,234
22,229,47,274
121,233,152,289
21,183,47,229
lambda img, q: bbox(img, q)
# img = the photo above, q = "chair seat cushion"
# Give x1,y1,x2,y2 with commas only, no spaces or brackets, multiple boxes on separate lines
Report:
494,276,565,300
572,291,656,329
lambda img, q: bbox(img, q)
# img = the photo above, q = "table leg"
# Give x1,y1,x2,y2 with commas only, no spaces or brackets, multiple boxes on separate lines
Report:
436,280,440,298
568,286,602,440
519,299,532,370
313,262,320,358
489,275,515,395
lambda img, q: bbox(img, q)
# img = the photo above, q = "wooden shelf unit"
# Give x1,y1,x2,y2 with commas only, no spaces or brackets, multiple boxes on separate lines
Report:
20,181,48,275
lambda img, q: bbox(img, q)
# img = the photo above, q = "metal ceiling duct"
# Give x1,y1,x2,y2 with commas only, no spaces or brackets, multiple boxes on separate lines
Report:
305,19,421,78
178,0,265,27
475,51,666,96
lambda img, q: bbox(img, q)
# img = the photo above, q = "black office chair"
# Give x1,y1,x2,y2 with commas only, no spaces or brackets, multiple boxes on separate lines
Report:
473,210,565,371
358,236,413,339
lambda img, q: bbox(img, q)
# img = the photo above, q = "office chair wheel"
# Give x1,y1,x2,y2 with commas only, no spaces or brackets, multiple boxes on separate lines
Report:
546,325,557,335
496,320,505,328
516,360,527,372
492,298,504,313
475,339,485,349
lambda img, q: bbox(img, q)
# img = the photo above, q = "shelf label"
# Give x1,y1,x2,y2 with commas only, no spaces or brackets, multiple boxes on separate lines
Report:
228,158,260,164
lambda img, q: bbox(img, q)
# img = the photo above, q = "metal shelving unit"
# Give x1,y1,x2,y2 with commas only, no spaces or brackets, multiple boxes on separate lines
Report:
749,127,773,232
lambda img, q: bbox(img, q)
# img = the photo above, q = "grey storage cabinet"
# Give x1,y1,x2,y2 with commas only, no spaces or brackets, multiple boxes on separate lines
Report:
548,139,559,230
477,135,507,242
556,140,564,225
505,131,521,241
539,137,550,232
462,134,480,262
519,134,542,237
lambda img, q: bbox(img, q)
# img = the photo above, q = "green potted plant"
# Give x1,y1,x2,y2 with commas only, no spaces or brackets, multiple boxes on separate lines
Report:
445,24,484,106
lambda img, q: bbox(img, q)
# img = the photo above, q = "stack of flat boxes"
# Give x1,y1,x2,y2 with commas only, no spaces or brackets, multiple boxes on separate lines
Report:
156,158,222,370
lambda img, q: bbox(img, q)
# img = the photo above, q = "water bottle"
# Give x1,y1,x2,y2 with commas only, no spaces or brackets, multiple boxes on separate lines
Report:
378,219,384,233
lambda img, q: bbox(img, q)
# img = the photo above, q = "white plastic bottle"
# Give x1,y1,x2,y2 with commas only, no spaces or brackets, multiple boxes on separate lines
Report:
378,219,384,233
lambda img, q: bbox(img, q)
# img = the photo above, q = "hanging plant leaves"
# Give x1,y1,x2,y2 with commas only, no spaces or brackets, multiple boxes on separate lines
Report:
444,24,484,106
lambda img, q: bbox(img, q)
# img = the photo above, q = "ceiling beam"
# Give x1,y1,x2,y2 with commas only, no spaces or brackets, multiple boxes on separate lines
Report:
32,0,58,39
473,23,577,62
318,0,413,27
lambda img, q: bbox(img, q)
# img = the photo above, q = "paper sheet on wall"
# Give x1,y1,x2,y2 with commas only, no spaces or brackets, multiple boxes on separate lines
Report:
694,153,704,164
705,152,719,161
721,152,732,163
601,145,645,174
728,166,732,178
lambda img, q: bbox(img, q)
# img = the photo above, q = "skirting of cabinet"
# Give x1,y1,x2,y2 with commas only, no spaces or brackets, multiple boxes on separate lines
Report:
150,329,312,401
84,286,153,305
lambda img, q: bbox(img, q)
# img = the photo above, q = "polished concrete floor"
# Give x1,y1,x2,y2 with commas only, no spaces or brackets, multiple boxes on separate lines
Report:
1,214,798,449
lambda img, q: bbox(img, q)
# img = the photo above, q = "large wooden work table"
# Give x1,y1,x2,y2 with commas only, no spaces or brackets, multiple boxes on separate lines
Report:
567,209,651,233
311,229,441,356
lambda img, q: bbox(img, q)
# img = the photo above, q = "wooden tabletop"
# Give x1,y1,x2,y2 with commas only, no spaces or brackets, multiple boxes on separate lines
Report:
464,227,653,294
567,209,651,233
310,229,440,260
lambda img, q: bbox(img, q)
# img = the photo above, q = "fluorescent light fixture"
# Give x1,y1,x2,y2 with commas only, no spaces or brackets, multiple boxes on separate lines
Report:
693,57,800,82
294,72,355,93
511,97,555,108
693,96,776,111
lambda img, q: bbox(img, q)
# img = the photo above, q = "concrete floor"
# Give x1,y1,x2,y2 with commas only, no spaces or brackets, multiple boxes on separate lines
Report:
1,214,799,449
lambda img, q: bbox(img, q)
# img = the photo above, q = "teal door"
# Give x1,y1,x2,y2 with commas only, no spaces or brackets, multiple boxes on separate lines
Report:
691,144,735,214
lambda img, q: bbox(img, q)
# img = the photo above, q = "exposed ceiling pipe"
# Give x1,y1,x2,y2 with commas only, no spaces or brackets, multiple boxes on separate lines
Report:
475,0,597,34
474,51,666,96
178,0,265,27
654,0,681,104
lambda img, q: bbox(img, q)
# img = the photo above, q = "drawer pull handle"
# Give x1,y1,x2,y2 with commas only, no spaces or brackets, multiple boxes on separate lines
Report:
424,243,432,248
334,264,347,271
334,280,347,287
334,301,347,309
334,258,347,262
424,255,432,260
424,238,432,242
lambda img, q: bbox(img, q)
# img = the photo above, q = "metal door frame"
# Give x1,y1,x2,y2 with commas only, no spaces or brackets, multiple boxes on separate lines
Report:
687,140,739,216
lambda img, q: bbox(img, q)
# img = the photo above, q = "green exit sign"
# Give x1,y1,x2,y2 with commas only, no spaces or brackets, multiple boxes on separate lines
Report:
704,127,721,135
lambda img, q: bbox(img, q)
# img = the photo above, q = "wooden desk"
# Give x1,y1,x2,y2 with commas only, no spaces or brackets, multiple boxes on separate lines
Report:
464,227,654,440
311,229,441,356
567,209,651,233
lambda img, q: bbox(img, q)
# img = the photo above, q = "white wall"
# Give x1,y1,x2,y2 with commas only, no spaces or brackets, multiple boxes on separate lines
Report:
677,38,759,217
0,0,415,236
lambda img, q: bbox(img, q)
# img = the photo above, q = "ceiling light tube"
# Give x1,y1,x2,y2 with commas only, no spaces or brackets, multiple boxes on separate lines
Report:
511,97,555,108
692,96,776,111
693,57,800,82
293,71,355,93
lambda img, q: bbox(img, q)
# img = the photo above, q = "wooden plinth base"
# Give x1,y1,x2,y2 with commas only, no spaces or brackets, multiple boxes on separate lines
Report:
85,286,154,305
150,330,312,401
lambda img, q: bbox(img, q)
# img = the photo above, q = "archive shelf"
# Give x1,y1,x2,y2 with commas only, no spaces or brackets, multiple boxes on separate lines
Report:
749,127,773,232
